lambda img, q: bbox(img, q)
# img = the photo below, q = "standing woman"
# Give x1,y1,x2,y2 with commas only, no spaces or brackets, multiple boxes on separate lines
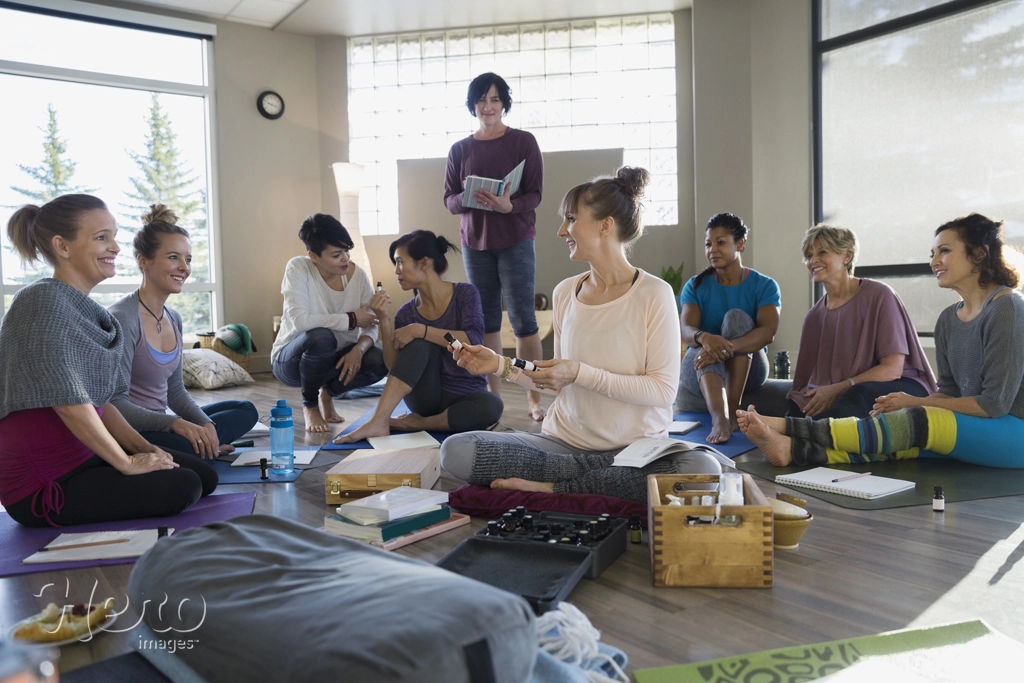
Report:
679,213,781,444
440,168,721,503
444,72,546,421
0,195,216,528
332,230,503,443
740,214,1024,469
787,225,936,419
271,214,388,433
109,205,259,459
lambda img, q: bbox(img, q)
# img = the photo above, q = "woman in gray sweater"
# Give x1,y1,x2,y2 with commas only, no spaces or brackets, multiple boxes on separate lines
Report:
740,213,1024,468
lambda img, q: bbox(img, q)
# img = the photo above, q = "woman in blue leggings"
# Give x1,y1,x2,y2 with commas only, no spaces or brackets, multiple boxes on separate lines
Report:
740,213,1024,469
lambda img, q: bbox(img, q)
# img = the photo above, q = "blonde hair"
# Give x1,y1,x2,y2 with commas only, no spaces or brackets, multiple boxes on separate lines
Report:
801,224,858,275
6,194,108,266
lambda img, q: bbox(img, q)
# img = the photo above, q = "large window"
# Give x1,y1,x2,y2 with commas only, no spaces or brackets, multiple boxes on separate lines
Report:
814,0,1024,333
0,2,218,337
348,14,677,235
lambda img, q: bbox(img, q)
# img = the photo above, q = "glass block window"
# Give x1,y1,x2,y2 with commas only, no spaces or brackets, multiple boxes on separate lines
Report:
348,13,677,235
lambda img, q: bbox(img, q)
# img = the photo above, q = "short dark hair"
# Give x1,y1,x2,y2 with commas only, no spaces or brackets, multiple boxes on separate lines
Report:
694,213,750,289
936,213,1020,289
466,73,513,116
389,230,459,274
298,213,353,256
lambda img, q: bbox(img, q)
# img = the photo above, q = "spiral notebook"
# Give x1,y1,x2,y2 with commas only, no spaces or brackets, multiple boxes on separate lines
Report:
775,467,915,500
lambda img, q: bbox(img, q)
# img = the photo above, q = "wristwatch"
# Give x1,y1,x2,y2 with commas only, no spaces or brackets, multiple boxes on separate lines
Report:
694,330,704,345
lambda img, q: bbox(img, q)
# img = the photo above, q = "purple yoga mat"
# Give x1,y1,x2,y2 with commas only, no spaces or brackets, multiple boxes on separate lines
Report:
0,492,256,578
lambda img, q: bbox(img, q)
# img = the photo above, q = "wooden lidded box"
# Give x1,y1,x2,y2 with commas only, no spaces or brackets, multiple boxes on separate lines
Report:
325,448,440,504
647,473,773,588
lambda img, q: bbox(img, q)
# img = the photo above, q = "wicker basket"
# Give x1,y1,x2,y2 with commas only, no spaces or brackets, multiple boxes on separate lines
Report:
197,333,250,371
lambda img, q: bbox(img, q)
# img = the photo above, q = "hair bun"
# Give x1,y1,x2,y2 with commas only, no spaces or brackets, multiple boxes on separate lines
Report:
142,204,178,226
436,235,450,251
615,166,651,201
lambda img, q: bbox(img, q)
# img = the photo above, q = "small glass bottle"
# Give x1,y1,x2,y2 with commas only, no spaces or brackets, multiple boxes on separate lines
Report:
933,485,945,512
774,351,791,380
629,514,642,544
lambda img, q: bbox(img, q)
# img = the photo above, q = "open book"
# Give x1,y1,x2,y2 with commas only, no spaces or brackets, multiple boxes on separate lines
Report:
461,160,525,210
611,438,731,468
775,467,915,500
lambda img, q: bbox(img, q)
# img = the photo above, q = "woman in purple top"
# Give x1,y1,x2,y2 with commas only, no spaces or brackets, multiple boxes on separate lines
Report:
444,72,546,422
788,225,937,418
333,231,503,443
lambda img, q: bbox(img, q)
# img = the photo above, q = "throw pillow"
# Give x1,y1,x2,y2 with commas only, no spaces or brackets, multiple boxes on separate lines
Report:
182,348,254,390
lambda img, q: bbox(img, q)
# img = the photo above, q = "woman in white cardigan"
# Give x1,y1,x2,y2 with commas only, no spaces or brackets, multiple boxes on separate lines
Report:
271,214,388,432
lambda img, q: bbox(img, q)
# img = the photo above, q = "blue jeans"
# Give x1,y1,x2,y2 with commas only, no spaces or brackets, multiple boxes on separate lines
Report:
463,239,538,337
272,328,388,407
680,309,768,400
142,400,260,456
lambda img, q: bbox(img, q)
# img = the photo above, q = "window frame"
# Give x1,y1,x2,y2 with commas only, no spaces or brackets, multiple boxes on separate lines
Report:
0,0,222,335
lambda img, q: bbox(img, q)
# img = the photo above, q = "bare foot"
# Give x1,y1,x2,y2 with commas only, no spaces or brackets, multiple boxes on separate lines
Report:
332,418,390,444
319,389,345,424
490,477,554,493
390,412,426,432
736,407,786,434
527,390,546,421
737,406,793,466
303,405,331,433
707,412,732,444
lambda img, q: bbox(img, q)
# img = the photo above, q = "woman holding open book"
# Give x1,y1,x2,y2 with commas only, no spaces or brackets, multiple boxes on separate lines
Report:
440,168,722,503
740,213,1024,469
444,72,546,421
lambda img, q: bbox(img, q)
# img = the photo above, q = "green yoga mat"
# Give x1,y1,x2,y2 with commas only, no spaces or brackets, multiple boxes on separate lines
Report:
633,620,1021,683
734,457,1024,509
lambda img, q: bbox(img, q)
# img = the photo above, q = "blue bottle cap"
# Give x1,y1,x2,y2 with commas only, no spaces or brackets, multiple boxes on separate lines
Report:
271,399,292,418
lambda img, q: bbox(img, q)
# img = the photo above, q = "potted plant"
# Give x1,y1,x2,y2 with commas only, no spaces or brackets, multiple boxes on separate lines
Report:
660,262,685,312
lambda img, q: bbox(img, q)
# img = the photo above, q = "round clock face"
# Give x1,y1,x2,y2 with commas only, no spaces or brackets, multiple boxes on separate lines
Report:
257,90,284,120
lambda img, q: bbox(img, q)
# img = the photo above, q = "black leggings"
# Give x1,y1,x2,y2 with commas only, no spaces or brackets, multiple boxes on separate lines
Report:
390,339,503,432
6,450,218,528
787,377,931,420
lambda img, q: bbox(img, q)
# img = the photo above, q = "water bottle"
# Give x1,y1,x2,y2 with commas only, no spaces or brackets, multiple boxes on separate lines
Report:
269,399,294,474
774,351,791,380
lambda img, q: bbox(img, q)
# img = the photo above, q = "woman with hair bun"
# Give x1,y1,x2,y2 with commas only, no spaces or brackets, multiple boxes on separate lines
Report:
333,230,503,443
438,168,721,503
679,213,781,444
271,213,388,432
0,195,215,528
108,205,258,459
740,213,1024,469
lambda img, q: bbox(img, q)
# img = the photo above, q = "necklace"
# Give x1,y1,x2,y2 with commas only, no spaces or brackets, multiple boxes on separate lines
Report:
139,297,165,333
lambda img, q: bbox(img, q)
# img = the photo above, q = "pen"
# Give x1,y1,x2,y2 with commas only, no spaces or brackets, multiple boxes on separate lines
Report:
832,472,871,483
39,539,130,552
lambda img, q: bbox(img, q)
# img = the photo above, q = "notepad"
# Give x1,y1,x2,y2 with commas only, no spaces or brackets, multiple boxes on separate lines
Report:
22,529,171,564
367,431,441,450
775,467,915,500
229,447,319,467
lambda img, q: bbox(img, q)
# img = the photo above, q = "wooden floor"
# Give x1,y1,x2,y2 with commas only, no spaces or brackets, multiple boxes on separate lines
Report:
3,373,1024,677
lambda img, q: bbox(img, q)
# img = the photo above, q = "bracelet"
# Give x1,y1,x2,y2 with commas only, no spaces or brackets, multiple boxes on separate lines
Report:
498,356,513,380
422,323,428,339
848,378,856,387
347,312,357,330
693,330,703,346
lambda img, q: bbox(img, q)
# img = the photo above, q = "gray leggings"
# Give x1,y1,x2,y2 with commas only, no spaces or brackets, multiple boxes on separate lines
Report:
440,431,722,503
681,308,768,400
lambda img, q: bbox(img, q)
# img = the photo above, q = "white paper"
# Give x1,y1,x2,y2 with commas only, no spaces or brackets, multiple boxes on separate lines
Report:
23,529,172,564
367,431,441,450
230,448,318,467
242,422,270,436
669,421,700,434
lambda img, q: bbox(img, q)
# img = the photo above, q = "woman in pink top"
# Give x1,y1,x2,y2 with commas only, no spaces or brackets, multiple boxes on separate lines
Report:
439,168,721,503
788,225,937,419
0,195,215,527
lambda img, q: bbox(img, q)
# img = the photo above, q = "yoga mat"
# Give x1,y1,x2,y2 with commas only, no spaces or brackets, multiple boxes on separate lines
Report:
633,620,1017,683
672,411,756,459
320,400,450,450
0,492,255,577
735,457,1024,510
210,459,304,484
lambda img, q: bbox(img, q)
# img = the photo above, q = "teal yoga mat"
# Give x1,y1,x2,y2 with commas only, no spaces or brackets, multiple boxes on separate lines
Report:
735,457,1024,509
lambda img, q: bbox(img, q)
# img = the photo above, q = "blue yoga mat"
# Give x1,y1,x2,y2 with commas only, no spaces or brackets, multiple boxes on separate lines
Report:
671,411,756,459
210,449,311,483
320,401,451,450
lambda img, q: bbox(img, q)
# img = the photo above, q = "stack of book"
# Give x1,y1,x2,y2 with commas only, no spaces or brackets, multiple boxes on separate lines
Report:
324,487,468,550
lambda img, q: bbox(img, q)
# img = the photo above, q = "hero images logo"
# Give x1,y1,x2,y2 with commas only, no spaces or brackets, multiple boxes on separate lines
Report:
29,577,206,648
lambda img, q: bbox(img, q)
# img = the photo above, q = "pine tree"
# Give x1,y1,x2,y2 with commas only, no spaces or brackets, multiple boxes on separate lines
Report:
10,103,91,202
123,93,210,333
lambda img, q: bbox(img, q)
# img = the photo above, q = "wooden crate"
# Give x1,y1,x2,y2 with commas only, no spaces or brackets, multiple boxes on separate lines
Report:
648,473,773,588
325,447,440,504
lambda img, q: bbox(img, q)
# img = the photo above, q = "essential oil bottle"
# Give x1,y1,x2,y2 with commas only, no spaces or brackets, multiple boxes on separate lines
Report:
629,514,642,544
933,485,945,512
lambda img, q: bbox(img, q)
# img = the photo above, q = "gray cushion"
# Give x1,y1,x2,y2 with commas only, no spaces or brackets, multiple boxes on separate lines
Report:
675,378,792,418
128,515,536,683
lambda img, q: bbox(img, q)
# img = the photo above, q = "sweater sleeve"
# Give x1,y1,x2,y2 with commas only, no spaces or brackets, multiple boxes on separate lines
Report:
444,142,468,215
281,259,349,334
934,309,959,397
975,296,1024,417
164,309,213,427
107,295,180,432
509,133,543,215
351,266,379,344
574,280,681,408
